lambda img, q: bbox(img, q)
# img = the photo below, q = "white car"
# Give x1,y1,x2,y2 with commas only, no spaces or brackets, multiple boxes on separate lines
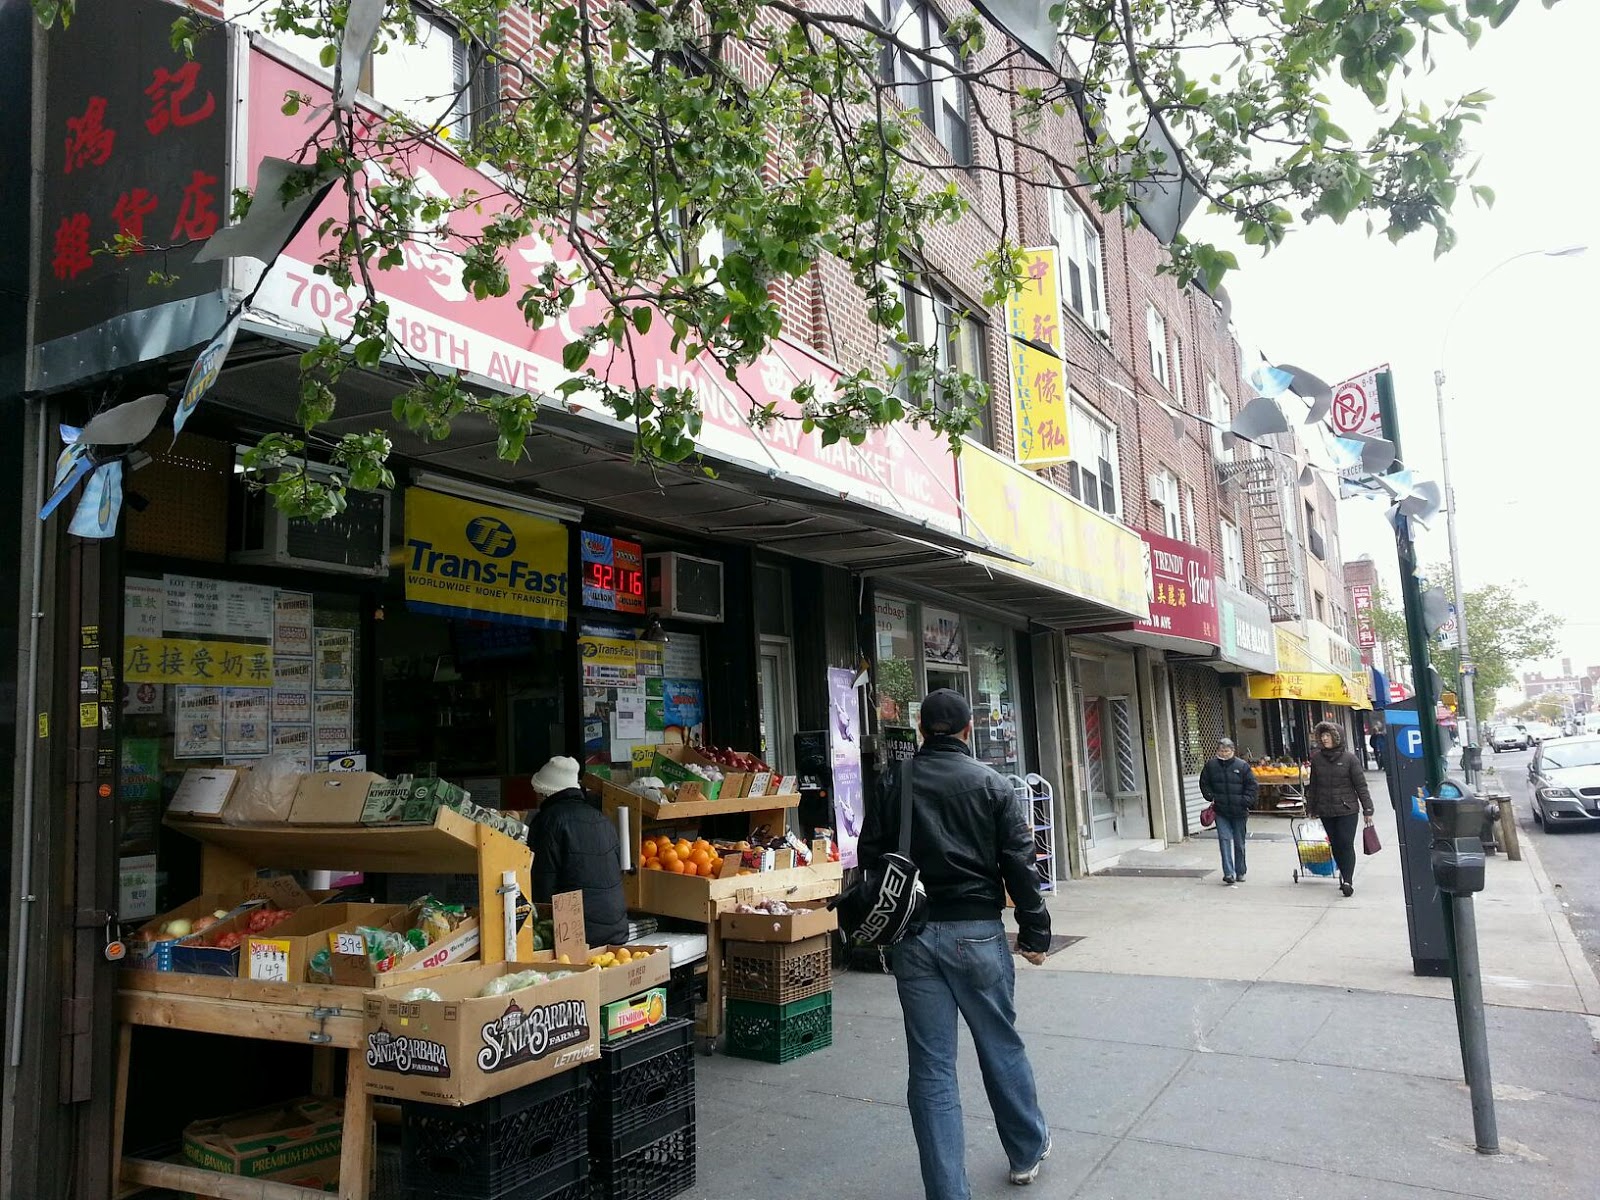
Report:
1490,723,1531,753
1525,722,1564,744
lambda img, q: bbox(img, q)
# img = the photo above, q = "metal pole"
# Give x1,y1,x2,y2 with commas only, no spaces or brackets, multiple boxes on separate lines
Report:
1434,368,1478,783
1452,894,1500,1153
1377,372,1446,792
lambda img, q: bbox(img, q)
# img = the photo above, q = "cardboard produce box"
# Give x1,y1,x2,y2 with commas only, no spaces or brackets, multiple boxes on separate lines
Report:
359,778,412,824
128,879,314,973
246,903,397,984
719,902,838,944
328,906,482,987
649,746,722,802
288,772,385,825
362,961,600,1106
589,944,671,1006
601,987,669,1042
402,778,471,823
182,1097,342,1192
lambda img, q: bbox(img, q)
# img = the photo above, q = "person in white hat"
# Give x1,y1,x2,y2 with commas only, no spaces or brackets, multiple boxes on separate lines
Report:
526,756,629,946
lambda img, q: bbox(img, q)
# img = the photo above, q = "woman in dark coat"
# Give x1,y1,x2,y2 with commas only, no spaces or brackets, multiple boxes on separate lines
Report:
1306,721,1374,896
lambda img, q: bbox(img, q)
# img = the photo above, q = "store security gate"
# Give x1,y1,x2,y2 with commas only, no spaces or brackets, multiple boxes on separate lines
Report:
1171,664,1229,834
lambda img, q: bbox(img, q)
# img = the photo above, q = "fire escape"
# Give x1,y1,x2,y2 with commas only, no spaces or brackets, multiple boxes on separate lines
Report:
1220,453,1301,621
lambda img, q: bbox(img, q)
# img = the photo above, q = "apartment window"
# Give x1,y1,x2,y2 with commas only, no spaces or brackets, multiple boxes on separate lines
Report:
1207,374,1231,462
1049,192,1107,332
1146,305,1169,388
1067,400,1119,518
1304,500,1316,538
869,0,973,166
230,1,492,139
1220,519,1244,586
897,275,991,445
1314,591,1327,623
1171,334,1186,409
1151,468,1182,540
1183,484,1198,546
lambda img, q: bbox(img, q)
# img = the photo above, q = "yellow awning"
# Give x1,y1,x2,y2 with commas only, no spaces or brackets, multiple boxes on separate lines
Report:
1249,671,1371,709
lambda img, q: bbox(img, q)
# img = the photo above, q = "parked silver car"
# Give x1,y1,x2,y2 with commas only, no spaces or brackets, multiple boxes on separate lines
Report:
1528,737,1600,830
1490,723,1531,753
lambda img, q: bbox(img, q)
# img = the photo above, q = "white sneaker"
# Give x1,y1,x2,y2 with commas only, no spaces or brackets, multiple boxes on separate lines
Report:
1009,1134,1052,1185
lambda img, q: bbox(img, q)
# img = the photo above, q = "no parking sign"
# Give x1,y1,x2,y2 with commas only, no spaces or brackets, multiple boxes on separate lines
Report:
1330,366,1387,438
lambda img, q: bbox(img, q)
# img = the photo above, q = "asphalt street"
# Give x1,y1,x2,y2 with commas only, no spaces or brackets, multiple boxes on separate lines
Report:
1487,744,1600,976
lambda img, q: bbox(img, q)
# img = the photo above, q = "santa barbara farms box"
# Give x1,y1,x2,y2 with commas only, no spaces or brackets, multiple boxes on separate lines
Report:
362,961,599,1106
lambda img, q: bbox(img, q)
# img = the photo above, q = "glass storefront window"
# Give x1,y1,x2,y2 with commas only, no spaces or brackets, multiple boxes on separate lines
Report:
968,619,1021,776
874,594,918,726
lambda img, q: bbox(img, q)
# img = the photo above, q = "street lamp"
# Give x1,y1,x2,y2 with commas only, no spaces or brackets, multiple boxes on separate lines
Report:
1434,244,1588,781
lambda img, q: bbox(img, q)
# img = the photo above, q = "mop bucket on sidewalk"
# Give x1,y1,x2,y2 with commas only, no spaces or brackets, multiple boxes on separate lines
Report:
1291,818,1338,883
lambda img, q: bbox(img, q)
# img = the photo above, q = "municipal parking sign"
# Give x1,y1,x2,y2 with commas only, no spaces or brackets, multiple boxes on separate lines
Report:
1397,727,1425,760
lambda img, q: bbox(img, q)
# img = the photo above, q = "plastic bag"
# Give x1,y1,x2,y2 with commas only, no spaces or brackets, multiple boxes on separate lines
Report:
222,751,303,825
399,988,443,1002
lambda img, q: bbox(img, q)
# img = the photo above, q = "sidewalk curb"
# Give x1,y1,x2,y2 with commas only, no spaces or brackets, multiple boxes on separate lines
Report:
1515,826,1600,1016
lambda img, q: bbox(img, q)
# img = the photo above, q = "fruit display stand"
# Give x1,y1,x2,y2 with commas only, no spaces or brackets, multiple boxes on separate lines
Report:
594,778,843,1046
113,806,535,1200
1252,764,1307,816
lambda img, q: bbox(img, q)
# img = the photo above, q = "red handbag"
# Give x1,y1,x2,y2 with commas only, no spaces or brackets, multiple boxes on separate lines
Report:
1362,823,1382,855
1200,804,1216,829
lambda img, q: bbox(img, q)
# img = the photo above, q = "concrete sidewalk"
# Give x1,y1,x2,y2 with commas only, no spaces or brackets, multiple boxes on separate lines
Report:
1038,777,1600,1016
698,967,1600,1199
695,773,1600,1198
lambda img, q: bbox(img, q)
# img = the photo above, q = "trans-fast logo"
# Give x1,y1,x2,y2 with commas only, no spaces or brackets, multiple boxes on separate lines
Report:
466,516,517,558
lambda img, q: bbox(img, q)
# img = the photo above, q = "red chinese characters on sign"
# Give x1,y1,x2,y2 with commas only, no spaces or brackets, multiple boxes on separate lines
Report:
1135,528,1219,645
171,170,221,241
1351,584,1377,649
64,96,116,174
144,61,216,136
52,213,94,281
113,188,160,243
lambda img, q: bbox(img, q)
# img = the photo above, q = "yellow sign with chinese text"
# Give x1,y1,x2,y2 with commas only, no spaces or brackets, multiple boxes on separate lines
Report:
123,637,274,687
404,488,570,629
1247,672,1351,705
1005,248,1071,469
959,446,1147,618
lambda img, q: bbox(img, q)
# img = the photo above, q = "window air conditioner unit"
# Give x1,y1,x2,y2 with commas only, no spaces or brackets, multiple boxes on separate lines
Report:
233,468,391,577
647,551,724,623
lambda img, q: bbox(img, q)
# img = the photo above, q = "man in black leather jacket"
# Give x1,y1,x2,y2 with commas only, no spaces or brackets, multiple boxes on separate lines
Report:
859,690,1053,1197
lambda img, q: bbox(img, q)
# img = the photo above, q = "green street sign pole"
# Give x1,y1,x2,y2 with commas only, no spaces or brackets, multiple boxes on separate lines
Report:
1376,370,1445,791
1377,368,1499,1154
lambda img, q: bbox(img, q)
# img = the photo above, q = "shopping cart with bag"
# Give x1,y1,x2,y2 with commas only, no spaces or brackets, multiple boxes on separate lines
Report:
1291,818,1338,883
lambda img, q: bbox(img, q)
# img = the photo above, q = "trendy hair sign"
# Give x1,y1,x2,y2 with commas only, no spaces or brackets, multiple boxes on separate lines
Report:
1134,528,1220,646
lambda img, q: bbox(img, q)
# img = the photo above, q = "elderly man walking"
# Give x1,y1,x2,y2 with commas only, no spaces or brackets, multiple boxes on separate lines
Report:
1199,737,1257,885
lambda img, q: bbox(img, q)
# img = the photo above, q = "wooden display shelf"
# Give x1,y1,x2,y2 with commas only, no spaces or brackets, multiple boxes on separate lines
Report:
589,772,800,822
166,805,533,965
117,807,537,1198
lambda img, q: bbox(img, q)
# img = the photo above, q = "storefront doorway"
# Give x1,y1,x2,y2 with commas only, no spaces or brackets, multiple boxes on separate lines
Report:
758,638,797,775
1073,646,1157,865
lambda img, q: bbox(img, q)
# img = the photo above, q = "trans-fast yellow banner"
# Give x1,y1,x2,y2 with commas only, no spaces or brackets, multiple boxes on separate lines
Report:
404,488,570,629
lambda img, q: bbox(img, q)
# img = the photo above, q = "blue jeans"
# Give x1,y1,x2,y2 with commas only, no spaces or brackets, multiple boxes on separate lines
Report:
1216,812,1247,879
892,920,1049,1200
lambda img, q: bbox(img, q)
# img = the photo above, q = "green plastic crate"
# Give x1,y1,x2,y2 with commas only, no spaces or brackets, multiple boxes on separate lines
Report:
724,992,832,1063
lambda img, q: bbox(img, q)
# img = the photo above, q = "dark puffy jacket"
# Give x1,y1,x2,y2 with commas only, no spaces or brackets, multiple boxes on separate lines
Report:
529,788,629,946
1199,755,1258,819
1306,722,1374,819
858,735,1050,953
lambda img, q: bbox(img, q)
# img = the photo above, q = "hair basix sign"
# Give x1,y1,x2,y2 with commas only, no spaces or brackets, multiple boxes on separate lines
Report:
1133,528,1220,645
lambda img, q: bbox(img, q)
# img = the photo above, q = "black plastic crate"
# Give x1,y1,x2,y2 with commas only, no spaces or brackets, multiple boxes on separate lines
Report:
665,963,705,1022
401,1069,589,1198
724,992,832,1063
590,1118,695,1200
591,1019,696,1152
404,1155,590,1200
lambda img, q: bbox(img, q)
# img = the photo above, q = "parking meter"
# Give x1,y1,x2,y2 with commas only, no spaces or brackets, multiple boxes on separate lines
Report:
1426,781,1487,895
1462,744,1482,776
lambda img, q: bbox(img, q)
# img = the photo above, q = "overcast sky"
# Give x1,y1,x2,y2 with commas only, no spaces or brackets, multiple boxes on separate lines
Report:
1203,1,1600,701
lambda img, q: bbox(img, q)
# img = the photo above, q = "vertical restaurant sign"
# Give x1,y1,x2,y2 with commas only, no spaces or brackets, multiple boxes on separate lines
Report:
1132,529,1219,646
244,51,962,535
34,0,229,369
1005,248,1071,469
1351,583,1377,649
826,667,866,869
404,488,570,629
